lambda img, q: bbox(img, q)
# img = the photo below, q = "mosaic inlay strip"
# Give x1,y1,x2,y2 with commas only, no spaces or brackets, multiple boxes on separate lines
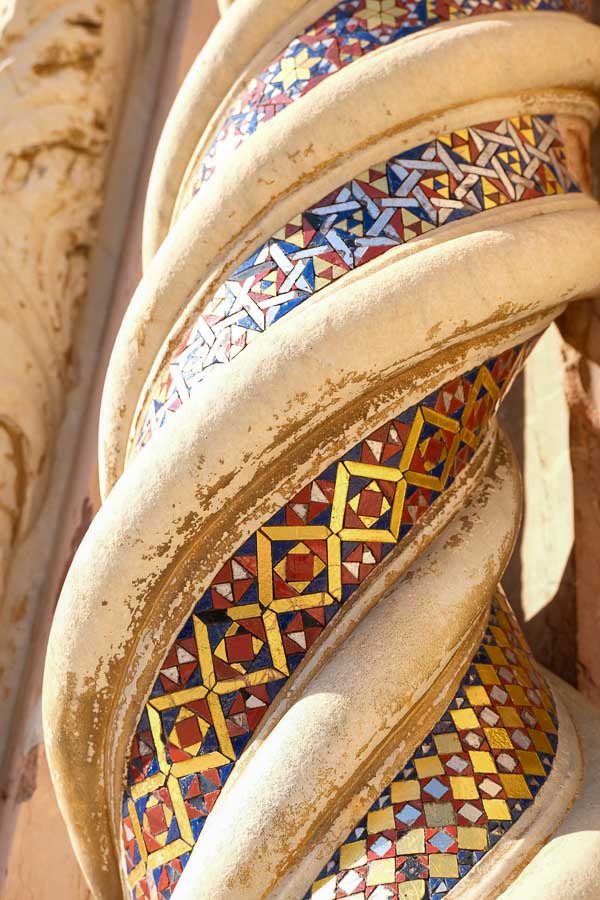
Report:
122,343,533,899
304,588,557,900
185,0,587,202
134,114,578,455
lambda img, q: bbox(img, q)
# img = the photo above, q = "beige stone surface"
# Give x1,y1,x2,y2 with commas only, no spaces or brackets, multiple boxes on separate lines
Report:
39,2,600,897
2,747,92,900
498,672,600,899
0,0,120,604
0,0,158,769
0,4,217,895
501,325,578,681
102,9,600,489
174,431,520,899
0,0,181,893
521,327,574,621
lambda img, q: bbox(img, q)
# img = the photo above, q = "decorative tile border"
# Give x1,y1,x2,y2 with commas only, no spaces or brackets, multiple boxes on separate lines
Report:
185,0,587,202
122,342,533,899
133,114,578,455
304,588,557,900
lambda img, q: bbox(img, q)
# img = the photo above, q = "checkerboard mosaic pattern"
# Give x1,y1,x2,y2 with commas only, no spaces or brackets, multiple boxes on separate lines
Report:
186,0,587,200
134,114,579,454
122,343,535,899
304,588,557,900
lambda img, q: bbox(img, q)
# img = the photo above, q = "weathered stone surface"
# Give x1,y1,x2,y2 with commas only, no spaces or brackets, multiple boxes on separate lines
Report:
0,0,158,836
38,2,600,898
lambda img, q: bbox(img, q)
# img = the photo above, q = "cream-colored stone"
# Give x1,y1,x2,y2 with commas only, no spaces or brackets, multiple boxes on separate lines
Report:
39,3,600,898
521,325,574,623
101,10,600,490
0,0,162,770
498,675,600,899
158,430,520,900
2,746,92,900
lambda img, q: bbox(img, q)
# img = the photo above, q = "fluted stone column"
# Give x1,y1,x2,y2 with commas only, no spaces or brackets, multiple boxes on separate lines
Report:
44,2,600,899
0,0,163,771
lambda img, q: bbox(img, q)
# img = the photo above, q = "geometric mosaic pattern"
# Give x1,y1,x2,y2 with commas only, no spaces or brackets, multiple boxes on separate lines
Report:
134,114,579,453
187,0,588,201
122,343,535,899
304,588,557,900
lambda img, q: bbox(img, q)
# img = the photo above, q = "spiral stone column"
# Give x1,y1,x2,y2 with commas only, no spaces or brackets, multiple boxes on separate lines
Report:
44,2,600,899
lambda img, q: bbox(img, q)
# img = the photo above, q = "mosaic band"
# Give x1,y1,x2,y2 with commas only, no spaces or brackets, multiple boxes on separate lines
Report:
133,114,578,456
304,589,557,900
180,0,589,208
36,1,600,899
122,343,534,899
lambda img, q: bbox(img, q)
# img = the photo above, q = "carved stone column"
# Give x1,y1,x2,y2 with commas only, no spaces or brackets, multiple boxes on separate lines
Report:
44,2,600,899
0,0,165,758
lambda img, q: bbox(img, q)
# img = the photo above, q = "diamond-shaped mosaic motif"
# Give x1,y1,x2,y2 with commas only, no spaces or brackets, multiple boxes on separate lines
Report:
123,344,538,899
186,0,589,200
304,589,557,900
135,112,579,453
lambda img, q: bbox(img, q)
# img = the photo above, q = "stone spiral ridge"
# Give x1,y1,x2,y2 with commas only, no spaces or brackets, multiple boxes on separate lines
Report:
122,344,533,899
182,0,587,205
304,589,557,900
134,114,577,455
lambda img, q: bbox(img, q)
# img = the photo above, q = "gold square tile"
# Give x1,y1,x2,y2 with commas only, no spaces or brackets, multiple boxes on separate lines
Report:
506,685,530,706
484,727,512,749
339,839,367,869
497,706,523,728
485,646,508,666
434,733,462,755
457,826,488,850
476,664,501,685
366,857,395,886
395,828,425,855
391,780,421,804
517,750,545,776
450,776,478,800
528,729,554,754
367,807,395,834
489,625,510,647
465,686,490,707
535,709,557,733
450,708,479,731
414,756,444,779
469,750,497,773
429,854,459,878
482,798,511,820
499,774,532,799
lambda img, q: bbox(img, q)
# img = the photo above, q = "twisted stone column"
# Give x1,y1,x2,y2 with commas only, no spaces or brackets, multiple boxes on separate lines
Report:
44,2,600,899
